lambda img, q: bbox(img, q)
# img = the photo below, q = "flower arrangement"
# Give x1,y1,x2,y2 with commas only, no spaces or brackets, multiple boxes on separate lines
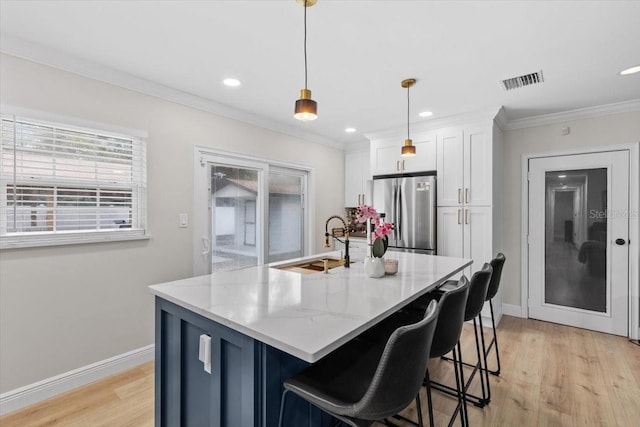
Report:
356,204,393,258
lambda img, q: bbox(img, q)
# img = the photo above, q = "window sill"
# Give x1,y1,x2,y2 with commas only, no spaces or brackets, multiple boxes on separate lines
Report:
0,230,151,250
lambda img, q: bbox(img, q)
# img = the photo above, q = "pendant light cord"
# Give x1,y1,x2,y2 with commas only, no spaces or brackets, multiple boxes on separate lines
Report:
407,84,410,140
304,0,308,90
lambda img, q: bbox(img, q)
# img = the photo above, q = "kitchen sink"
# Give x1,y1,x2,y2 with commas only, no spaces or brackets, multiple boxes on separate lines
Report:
275,257,352,274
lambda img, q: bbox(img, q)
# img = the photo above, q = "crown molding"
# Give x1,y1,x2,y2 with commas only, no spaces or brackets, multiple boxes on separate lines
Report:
364,106,503,141
0,35,344,150
503,99,640,130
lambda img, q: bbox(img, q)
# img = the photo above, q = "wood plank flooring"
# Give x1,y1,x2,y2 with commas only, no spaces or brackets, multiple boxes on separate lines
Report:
1,316,638,426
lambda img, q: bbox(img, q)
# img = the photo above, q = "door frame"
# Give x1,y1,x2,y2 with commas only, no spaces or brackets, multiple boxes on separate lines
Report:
193,146,315,276
521,143,639,339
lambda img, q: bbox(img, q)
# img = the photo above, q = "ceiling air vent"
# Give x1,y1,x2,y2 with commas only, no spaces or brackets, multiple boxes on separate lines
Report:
500,70,544,91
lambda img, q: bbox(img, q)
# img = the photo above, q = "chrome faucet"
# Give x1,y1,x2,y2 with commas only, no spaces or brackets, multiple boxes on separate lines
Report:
324,215,350,268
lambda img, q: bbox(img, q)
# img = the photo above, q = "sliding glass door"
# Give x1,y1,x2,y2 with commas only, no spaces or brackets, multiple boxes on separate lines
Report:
193,150,309,275
268,168,305,263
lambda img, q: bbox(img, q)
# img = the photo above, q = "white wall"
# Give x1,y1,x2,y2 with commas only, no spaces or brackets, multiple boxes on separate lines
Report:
0,54,345,393
502,111,640,317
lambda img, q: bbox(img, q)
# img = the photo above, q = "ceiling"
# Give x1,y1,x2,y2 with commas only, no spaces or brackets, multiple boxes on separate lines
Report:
1,1,639,147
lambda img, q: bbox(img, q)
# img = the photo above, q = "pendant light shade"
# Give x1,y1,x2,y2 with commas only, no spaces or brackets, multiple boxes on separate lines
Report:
401,78,417,157
402,139,416,156
294,0,318,121
294,89,318,121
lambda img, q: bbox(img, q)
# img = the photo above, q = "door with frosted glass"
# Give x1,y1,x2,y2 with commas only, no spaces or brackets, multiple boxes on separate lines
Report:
528,151,629,336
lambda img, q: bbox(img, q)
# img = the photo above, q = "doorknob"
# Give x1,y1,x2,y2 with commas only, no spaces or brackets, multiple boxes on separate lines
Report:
615,238,627,246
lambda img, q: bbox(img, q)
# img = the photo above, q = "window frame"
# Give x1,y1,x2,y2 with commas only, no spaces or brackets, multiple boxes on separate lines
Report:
0,106,149,249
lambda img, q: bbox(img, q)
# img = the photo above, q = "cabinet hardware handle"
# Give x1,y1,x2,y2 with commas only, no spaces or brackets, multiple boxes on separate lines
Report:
457,209,461,225
396,160,400,171
465,188,469,203
402,160,405,170
465,209,469,225
458,188,462,204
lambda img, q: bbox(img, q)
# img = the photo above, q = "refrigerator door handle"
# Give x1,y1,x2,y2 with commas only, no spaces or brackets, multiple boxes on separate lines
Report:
397,185,403,239
392,184,398,241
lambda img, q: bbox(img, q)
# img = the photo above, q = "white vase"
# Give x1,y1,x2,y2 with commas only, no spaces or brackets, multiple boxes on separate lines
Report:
364,256,386,278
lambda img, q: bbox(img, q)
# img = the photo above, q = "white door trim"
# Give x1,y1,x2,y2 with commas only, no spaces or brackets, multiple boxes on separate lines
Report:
521,142,639,339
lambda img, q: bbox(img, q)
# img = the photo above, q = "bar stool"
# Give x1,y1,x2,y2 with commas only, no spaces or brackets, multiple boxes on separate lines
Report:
405,276,471,427
432,264,493,408
485,253,506,376
278,300,440,427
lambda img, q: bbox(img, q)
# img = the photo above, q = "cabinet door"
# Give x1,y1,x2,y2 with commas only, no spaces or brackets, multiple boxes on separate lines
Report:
463,206,493,276
344,151,365,206
403,132,437,173
437,207,464,258
463,126,492,206
371,140,401,176
437,128,464,206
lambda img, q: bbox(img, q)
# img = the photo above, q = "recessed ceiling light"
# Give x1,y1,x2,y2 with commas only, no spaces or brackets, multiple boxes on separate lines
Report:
619,65,640,76
223,78,241,87
345,127,357,133
558,174,567,178
418,111,433,118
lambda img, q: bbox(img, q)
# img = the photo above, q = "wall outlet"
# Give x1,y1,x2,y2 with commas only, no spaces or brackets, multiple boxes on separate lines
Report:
179,213,188,228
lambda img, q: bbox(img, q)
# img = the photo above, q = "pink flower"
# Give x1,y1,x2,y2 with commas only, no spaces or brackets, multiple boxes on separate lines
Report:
372,222,393,241
355,204,378,224
356,204,394,243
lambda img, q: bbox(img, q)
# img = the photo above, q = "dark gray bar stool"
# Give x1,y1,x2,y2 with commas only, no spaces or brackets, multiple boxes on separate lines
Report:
432,264,493,408
485,253,506,376
278,300,440,427
405,276,471,427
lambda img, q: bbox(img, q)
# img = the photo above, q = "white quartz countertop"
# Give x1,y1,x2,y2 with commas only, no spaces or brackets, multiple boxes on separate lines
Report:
149,251,472,363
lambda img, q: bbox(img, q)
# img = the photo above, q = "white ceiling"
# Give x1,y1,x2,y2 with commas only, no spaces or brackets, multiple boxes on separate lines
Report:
1,1,639,147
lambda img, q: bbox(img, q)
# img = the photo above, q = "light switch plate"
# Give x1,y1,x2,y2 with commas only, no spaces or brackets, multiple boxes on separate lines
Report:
179,213,188,228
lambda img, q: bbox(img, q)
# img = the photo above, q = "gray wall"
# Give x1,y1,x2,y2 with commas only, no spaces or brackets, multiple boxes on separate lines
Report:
0,54,345,393
502,111,640,321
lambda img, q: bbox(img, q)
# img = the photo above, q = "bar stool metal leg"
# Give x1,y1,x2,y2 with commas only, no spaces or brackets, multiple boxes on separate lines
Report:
486,300,502,376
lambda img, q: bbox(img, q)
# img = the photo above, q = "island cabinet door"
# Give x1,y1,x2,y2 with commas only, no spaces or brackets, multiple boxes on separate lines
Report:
155,298,338,427
155,298,261,427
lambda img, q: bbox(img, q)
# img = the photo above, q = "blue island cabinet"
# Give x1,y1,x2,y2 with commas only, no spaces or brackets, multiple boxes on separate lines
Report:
155,297,337,427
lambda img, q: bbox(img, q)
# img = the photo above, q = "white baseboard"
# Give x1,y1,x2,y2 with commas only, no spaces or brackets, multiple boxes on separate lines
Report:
0,344,154,416
502,303,525,318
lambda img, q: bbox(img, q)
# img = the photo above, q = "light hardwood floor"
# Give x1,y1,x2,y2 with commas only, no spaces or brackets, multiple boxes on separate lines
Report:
1,316,639,426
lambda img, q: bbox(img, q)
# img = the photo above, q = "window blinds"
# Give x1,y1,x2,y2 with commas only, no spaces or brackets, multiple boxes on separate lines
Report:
0,115,146,242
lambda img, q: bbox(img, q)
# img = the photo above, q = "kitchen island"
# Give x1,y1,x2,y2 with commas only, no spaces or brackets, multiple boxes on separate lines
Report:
149,251,471,427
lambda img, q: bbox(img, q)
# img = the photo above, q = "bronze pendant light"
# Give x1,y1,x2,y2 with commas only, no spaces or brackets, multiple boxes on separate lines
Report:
401,78,417,156
294,0,318,121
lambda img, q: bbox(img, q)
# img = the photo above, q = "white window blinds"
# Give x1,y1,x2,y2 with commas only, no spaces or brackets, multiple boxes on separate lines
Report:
0,115,147,248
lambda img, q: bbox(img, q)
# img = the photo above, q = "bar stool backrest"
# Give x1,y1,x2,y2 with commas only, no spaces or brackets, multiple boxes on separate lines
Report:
429,276,470,359
486,253,506,301
464,263,493,321
353,299,440,420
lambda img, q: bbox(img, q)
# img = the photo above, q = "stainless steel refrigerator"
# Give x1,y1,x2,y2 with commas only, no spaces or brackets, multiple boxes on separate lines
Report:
372,173,436,254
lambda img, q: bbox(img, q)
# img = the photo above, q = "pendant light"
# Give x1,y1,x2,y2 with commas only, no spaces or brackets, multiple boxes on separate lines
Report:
401,78,417,157
294,0,318,121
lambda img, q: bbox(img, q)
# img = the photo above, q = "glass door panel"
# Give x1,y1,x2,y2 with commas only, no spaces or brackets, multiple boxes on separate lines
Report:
267,170,304,263
544,168,607,312
210,165,259,272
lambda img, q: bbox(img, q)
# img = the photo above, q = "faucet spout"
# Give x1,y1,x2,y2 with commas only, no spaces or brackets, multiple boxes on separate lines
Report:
324,215,350,268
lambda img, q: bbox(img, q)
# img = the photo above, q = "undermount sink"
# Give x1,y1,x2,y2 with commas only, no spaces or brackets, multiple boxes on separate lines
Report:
276,257,353,274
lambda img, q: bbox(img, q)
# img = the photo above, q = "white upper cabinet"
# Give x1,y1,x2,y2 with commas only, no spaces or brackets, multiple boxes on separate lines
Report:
436,128,464,206
437,124,494,207
464,125,493,206
370,132,436,176
344,149,371,207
